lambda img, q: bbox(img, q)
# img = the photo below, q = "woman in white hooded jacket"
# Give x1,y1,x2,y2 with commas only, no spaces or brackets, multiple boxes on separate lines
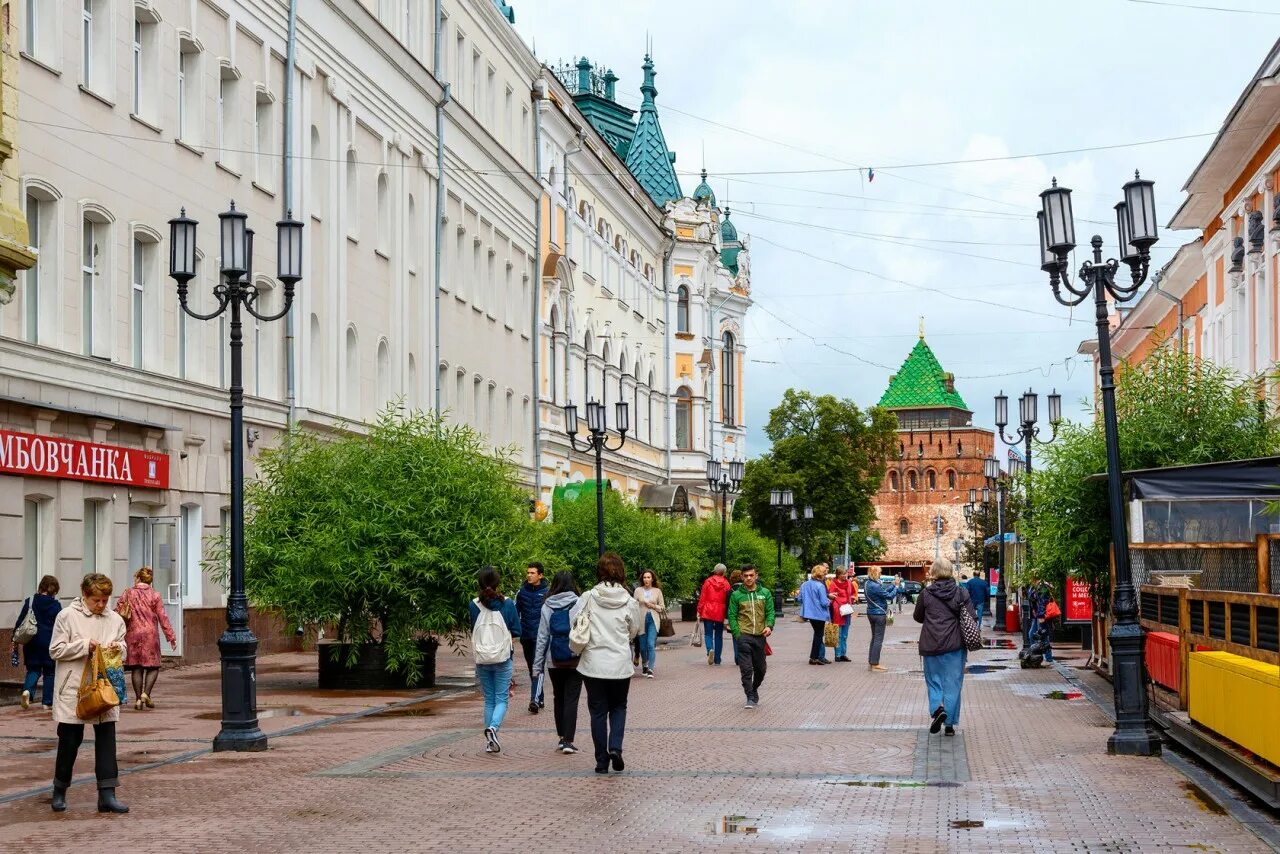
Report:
570,552,643,774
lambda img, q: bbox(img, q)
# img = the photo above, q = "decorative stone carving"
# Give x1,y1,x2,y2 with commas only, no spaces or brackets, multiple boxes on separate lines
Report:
1229,236,1245,274
1248,210,1265,252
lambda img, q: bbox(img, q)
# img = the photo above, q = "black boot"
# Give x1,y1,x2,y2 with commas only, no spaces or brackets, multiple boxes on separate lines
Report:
51,784,67,813
97,788,129,814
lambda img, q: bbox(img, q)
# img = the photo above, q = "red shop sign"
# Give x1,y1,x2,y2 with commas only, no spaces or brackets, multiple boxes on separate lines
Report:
1065,577,1093,623
0,429,169,489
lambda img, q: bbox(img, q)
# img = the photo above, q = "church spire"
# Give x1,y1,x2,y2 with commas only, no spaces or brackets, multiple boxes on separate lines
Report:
624,54,681,207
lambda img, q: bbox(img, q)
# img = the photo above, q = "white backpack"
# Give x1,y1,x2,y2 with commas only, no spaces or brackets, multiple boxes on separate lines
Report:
472,598,513,665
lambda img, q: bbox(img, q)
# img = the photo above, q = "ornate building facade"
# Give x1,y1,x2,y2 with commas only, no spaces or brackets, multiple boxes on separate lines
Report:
871,336,993,571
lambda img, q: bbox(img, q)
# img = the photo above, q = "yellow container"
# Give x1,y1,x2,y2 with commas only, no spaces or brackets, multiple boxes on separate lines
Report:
1188,651,1280,765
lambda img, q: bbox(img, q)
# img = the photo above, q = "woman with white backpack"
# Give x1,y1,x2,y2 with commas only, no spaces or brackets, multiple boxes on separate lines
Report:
570,552,643,774
468,566,522,754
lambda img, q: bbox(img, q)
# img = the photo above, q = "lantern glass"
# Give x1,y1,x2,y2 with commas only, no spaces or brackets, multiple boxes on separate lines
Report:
707,459,722,483
770,488,782,507
1020,390,1037,426
994,392,1008,430
984,457,998,480
804,505,814,520
969,488,977,504
277,214,304,281
1115,202,1139,263
562,403,579,436
729,459,745,483
982,487,990,503
780,489,794,507
1037,211,1056,272
1048,390,1063,425
615,400,630,434
167,209,198,282
1123,172,1158,249
790,508,798,522
219,203,248,276
964,504,973,522
586,400,605,433
1040,179,1076,254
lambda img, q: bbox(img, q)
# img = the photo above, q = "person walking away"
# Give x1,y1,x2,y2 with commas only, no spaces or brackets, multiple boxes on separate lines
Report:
116,567,177,711
532,571,583,755
826,566,857,662
914,557,973,737
633,570,665,678
516,562,548,713
963,571,989,628
864,567,900,672
12,575,61,710
799,566,833,665
49,573,128,814
1038,583,1058,663
469,567,521,754
727,565,775,709
697,564,733,666
572,552,643,774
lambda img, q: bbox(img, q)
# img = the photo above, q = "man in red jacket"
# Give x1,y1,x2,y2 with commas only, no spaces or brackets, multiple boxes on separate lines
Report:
697,564,733,666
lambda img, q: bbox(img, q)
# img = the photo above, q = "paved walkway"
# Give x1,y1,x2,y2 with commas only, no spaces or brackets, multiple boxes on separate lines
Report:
0,613,1273,852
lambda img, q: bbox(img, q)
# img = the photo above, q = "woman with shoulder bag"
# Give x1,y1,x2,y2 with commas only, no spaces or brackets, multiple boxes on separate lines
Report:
864,567,900,672
573,552,643,774
826,566,856,663
117,567,177,711
12,575,62,710
48,573,128,814
912,557,974,737
532,571,583,755
633,570,665,678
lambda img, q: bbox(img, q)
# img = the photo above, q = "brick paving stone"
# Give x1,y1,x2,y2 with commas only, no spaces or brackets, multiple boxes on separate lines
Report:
0,615,1273,852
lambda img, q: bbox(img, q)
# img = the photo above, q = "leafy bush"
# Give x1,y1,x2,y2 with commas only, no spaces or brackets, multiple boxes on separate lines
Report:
680,514,802,594
239,408,535,685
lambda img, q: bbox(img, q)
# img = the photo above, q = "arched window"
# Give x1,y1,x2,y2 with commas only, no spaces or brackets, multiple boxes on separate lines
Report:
406,195,417,271
647,369,656,445
907,470,918,491
345,149,358,238
957,440,964,457
888,470,899,491
618,352,627,404
676,285,690,333
345,325,359,415
947,469,957,490
721,332,736,427
376,339,391,408
582,332,592,401
926,469,936,491
376,173,390,254
898,518,909,537
601,342,611,408
548,307,559,404
675,386,692,450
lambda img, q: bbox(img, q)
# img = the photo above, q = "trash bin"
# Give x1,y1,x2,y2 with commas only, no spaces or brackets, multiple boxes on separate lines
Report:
1005,604,1020,633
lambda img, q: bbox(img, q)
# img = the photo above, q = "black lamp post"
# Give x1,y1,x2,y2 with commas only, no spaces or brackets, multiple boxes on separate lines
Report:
1035,171,1161,756
706,459,745,565
167,202,302,753
769,488,793,613
563,399,629,556
794,504,815,568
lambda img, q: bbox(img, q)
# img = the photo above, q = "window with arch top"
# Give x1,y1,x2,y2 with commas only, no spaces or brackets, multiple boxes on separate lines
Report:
898,518,909,536
677,285,690,333
675,386,693,450
907,470,918,491
721,331,736,427
926,469,936,491
888,470,899,492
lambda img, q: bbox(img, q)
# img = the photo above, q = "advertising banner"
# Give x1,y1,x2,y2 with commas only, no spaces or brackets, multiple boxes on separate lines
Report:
0,429,169,489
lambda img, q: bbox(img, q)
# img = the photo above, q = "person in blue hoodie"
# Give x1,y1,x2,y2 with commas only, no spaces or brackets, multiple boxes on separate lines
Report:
798,565,833,665
10,575,62,710
469,567,521,754
532,571,582,755
515,562,548,713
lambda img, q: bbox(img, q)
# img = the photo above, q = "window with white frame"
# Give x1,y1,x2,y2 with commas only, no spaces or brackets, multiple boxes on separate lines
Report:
218,67,241,167
254,89,275,188
81,0,111,94
23,0,56,64
406,194,416,271
23,191,49,345
346,149,358,238
132,233,159,369
310,126,325,219
178,40,203,144
24,497,53,593
345,325,359,415
376,172,390,254
81,210,112,359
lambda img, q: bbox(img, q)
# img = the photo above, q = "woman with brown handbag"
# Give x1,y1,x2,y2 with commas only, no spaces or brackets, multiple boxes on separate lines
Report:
117,566,177,710
48,573,128,814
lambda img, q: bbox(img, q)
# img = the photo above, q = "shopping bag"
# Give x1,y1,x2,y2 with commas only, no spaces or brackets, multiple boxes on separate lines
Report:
823,622,839,648
76,648,120,719
101,645,128,705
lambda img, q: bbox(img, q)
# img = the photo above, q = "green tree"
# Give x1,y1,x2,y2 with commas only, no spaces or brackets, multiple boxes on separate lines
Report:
679,515,801,594
739,389,897,551
1025,346,1280,603
237,408,535,685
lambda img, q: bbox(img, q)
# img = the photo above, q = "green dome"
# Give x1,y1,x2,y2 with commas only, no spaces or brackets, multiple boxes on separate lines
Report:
721,208,738,243
692,169,716,207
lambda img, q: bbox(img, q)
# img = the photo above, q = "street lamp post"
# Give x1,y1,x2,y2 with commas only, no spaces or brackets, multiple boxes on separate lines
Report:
769,489,794,614
563,400,629,556
167,202,302,752
794,504,815,568
706,459,745,565
1035,171,1162,756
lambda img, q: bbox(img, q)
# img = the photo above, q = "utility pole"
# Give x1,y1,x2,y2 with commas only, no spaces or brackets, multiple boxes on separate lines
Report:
933,513,943,561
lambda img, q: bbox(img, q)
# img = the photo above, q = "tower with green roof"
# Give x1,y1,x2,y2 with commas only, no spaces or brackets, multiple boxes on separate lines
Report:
879,335,972,430
624,55,682,207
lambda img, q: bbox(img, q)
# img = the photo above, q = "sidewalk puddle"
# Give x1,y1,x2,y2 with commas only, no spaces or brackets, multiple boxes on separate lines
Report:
193,706,310,720
982,639,1017,650
709,815,759,834
1042,691,1084,700
950,820,983,829
830,780,926,788
1182,782,1227,814
966,665,1009,674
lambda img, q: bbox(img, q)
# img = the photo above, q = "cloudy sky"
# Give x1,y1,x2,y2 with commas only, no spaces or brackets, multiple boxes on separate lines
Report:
513,0,1278,458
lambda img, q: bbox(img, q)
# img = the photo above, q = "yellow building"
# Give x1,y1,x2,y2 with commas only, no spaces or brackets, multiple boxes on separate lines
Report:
0,0,34,299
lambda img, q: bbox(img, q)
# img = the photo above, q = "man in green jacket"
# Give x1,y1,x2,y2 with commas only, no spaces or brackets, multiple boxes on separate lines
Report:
727,565,775,709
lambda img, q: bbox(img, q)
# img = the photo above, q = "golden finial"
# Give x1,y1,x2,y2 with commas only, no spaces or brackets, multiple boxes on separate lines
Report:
919,316,925,339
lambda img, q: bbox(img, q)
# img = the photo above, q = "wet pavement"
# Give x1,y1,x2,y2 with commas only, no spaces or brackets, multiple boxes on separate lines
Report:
0,616,1275,851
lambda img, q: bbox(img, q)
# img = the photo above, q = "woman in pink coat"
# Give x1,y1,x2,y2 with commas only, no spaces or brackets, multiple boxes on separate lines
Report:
116,567,176,711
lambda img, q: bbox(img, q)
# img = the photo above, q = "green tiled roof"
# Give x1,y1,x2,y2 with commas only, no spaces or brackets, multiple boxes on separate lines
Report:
692,169,716,207
624,56,682,207
878,338,969,410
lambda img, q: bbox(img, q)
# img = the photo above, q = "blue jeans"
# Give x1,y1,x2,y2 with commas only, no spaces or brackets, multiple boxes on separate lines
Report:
703,620,725,664
975,602,987,626
639,613,657,670
24,663,55,707
476,657,514,730
867,614,887,665
923,649,966,726
835,621,851,658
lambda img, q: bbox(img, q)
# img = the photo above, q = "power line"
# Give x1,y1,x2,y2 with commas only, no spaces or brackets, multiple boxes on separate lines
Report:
1124,0,1280,13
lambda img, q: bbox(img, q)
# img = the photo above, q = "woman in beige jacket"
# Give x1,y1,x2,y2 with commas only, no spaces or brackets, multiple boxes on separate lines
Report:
48,573,128,814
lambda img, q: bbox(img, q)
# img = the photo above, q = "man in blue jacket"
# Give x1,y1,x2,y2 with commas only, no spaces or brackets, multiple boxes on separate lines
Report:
515,563,548,713
962,572,989,628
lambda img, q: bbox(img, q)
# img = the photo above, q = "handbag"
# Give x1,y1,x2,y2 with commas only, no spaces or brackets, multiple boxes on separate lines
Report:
838,603,855,617
13,598,37,645
76,647,121,719
1043,600,1062,621
658,611,675,638
823,621,839,648
115,590,133,622
764,641,773,656
101,645,128,704
690,621,702,647
957,600,983,652
569,593,594,654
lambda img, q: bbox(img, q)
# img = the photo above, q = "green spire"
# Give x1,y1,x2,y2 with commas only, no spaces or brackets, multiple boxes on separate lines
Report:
878,337,969,410
624,55,682,207
692,169,717,207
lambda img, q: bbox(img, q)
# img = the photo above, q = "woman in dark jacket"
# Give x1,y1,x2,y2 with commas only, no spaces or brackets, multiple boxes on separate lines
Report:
11,575,62,710
913,557,973,737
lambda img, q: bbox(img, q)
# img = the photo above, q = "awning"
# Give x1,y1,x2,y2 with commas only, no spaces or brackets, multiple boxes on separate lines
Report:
1087,456,1280,500
638,483,690,513
984,532,1022,546
553,479,611,505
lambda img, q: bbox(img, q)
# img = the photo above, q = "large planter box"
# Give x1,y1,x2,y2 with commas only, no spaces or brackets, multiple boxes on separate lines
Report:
318,639,438,690
1188,650,1280,766
1146,631,1180,692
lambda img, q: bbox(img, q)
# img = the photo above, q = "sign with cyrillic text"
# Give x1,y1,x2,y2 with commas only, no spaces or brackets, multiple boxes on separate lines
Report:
0,429,169,489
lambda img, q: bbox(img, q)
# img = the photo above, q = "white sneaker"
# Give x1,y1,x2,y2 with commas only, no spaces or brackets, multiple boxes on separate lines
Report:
484,727,501,753
20,690,30,710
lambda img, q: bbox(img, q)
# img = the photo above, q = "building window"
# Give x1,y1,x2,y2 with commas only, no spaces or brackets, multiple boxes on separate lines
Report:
582,333,592,401
345,149,358,238
888,470,899,492
907,470,918,491
677,285,690,332
377,339,391,408
24,498,52,592
947,469,957,490
675,386,692,450
647,370,656,445
345,326,359,415
898,518,909,537
132,235,159,369
721,332,736,427
217,69,240,167
926,469,936,491
376,173,390,254
132,20,143,114
81,214,111,359
83,499,101,574
23,193,42,344
601,343,610,408
255,91,275,188
81,0,111,94
548,308,559,404
178,43,202,144
24,0,56,63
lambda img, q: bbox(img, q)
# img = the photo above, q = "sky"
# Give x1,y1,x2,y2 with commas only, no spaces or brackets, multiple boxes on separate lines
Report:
513,0,1279,460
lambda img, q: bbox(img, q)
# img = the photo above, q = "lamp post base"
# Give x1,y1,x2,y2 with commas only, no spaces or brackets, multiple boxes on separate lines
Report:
1106,619,1160,756
212,626,268,753
993,591,1007,632
772,585,784,617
